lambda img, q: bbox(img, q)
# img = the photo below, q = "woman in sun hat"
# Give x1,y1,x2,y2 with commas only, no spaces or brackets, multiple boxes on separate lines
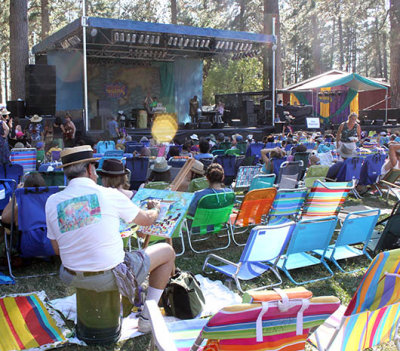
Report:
336,112,362,159
28,114,44,147
148,157,172,183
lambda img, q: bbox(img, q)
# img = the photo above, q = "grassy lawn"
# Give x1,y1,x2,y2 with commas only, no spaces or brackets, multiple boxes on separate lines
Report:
0,192,398,350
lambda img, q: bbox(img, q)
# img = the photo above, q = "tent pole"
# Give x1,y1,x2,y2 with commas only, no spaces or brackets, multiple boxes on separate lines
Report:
385,92,388,124
271,17,276,129
82,1,89,133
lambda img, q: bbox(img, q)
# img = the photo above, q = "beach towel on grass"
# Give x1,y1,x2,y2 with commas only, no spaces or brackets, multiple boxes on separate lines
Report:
0,291,70,351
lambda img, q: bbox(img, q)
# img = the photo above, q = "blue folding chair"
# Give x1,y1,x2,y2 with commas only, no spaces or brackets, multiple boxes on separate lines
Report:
276,160,303,189
249,174,276,191
126,157,150,190
313,209,380,273
271,156,287,178
359,153,386,186
97,150,125,169
168,157,189,168
96,140,115,153
203,222,295,292
215,155,237,186
0,179,17,214
7,186,62,279
265,142,281,149
125,142,144,154
269,216,338,285
268,187,308,225
336,157,364,198
4,164,24,183
246,142,265,163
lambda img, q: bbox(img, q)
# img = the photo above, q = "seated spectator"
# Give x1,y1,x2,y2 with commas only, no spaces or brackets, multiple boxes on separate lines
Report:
187,163,232,217
148,157,172,183
326,143,357,180
190,134,199,152
195,139,213,160
176,160,205,192
13,141,25,149
181,142,192,157
231,134,243,148
168,146,180,158
381,142,400,178
260,147,286,173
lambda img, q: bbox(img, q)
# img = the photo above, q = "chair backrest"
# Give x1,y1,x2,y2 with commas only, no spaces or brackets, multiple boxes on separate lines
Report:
336,156,363,182
249,174,276,191
144,181,170,190
293,152,309,172
276,160,303,189
269,188,308,219
211,149,225,156
36,149,45,163
303,165,330,188
246,142,264,160
51,150,61,162
271,156,287,178
10,148,37,173
168,157,189,168
15,186,62,257
125,141,144,154
359,153,386,185
265,142,281,149
0,164,5,179
302,180,353,218
98,150,125,169
4,164,24,183
234,188,277,227
149,147,159,157
197,157,214,169
125,157,150,189
188,177,208,192
382,167,400,184
335,209,380,248
235,166,261,190
224,148,240,156
240,223,295,263
215,155,237,177
39,171,66,187
285,216,337,255
236,141,247,155
157,145,166,157
219,141,232,151
191,192,235,234
96,140,115,154
169,167,181,181
317,249,400,351
0,179,17,211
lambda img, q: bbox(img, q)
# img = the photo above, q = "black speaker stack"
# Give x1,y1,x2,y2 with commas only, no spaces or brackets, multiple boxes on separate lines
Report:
25,64,56,116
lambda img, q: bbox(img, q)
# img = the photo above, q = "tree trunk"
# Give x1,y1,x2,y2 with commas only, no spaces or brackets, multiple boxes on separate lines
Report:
41,0,50,41
330,18,335,70
338,16,344,70
390,0,400,107
352,29,357,73
383,31,388,80
9,0,29,100
311,5,322,75
171,0,177,24
375,19,383,77
238,0,246,31
263,0,281,89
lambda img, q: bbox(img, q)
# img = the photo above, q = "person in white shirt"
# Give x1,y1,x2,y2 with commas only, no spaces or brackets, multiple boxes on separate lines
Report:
45,145,175,333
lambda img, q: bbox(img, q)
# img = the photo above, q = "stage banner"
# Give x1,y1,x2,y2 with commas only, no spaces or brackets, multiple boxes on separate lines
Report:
132,189,194,238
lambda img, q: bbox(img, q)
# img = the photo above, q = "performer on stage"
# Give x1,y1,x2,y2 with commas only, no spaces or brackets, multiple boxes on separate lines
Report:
189,95,199,124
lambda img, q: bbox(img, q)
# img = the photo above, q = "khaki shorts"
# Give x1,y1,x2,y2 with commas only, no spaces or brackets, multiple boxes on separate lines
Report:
60,250,150,293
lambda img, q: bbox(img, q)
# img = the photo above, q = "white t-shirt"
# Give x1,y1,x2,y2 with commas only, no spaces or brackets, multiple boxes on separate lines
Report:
46,177,140,272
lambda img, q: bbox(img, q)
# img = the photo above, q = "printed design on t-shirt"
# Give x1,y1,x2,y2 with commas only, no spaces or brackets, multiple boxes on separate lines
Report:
57,194,101,233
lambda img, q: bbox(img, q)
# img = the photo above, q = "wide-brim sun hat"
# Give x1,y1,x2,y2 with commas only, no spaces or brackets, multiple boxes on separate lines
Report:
0,107,10,115
190,134,199,141
338,143,357,159
191,160,205,175
58,145,101,168
150,157,171,172
30,114,43,123
97,158,129,177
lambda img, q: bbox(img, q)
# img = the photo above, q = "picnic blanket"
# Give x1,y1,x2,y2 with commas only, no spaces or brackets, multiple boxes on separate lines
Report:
0,291,70,351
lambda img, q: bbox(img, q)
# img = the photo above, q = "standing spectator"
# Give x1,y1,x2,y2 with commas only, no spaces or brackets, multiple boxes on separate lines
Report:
107,115,120,143
63,113,76,147
28,114,44,147
189,95,199,124
53,116,65,149
0,108,10,165
44,120,54,149
336,112,361,157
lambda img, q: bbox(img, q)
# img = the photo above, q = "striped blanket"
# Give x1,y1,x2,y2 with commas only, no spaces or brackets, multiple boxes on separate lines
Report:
0,292,68,351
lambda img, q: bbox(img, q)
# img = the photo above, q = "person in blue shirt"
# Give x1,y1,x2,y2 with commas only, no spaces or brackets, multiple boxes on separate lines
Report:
188,163,232,217
107,116,120,142
194,138,213,160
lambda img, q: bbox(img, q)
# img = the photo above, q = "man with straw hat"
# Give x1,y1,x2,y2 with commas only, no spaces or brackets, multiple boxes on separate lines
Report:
45,145,175,333
28,114,43,147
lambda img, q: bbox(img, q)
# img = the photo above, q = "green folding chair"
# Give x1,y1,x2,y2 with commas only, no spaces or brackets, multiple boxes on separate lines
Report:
144,181,170,190
188,177,209,193
184,192,235,253
303,165,330,189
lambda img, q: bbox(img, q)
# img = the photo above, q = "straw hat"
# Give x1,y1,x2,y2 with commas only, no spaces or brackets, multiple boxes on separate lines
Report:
97,158,128,177
150,157,171,172
30,114,42,123
338,143,357,159
191,160,205,175
58,145,101,168
0,108,10,115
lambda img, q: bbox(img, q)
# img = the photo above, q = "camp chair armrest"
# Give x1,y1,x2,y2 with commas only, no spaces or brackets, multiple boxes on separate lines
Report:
145,300,177,351
381,180,400,189
316,178,356,189
203,254,239,272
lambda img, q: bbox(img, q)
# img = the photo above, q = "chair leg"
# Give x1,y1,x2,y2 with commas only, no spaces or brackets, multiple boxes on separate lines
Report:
282,260,334,285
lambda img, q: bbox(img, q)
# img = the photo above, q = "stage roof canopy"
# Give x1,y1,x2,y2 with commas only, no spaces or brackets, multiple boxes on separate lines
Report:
33,17,275,62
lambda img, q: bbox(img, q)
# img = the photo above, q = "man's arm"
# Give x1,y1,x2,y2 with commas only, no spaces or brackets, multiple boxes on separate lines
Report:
134,208,160,226
336,123,343,148
50,240,60,255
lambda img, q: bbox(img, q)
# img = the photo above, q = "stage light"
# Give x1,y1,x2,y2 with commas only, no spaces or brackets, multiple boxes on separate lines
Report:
162,51,168,58
224,41,229,49
173,37,178,46
234,42,240,51
215,41,221,49
205,39,210,48
144,35,150,44
90,28,98,37
184,38,190,47
126,33,131,42
131,34,137,43
190,38,195,47
120,33,125,42
178,37,183,46
247,43,253,52
138,34,144,43
239,43,244,50
150,35,155,44
168,37,173,45
155,36,160,45
200,39,205,48
195,39,200,47
229,42,233,50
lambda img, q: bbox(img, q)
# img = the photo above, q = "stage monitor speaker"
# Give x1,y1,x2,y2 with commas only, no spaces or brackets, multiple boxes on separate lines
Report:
243,99,254,114
199,121,212,129
247,113,257,127
6,100,25,118
264,100,272,111
25,64,56,116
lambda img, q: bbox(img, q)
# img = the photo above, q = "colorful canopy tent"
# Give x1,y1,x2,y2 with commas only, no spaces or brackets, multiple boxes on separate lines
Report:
32,16,275,130
284,71,389,124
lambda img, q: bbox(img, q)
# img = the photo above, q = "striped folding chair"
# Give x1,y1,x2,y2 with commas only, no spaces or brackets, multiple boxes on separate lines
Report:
308,248,400,350
234,165,262,193
301,180,354,219
10,148,37,173
147,287,340,351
